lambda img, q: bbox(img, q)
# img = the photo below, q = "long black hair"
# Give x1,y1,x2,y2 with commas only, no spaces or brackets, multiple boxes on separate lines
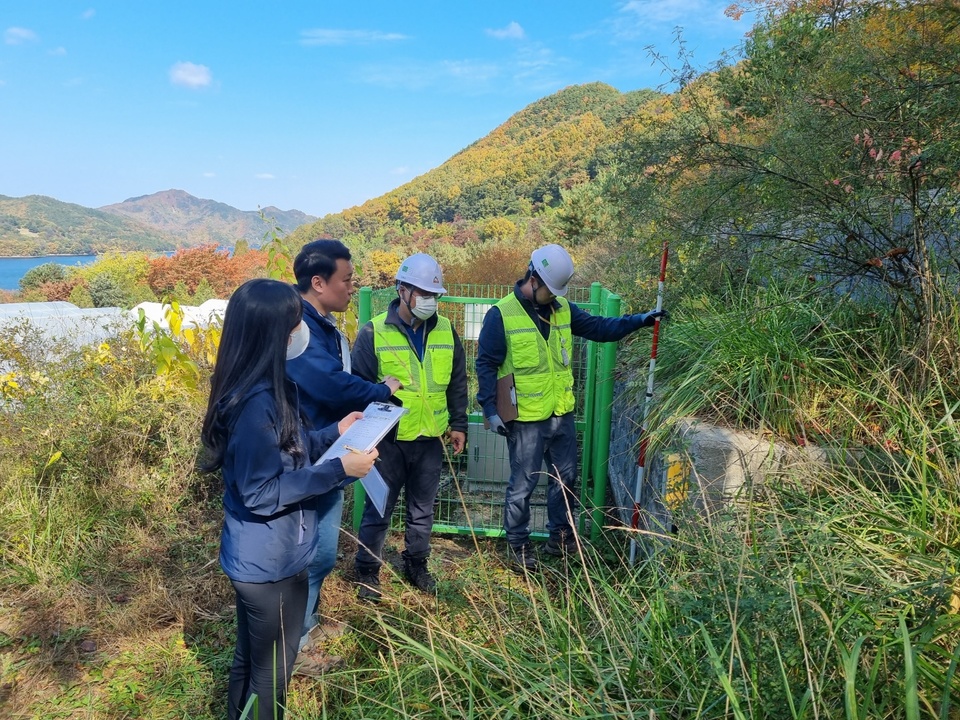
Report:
200,278,304,471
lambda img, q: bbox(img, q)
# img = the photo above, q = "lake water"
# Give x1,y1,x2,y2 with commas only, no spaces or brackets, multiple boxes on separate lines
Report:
0,255,98,291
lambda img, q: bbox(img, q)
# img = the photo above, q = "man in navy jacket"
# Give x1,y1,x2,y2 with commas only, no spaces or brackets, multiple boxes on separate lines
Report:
286,239,401,670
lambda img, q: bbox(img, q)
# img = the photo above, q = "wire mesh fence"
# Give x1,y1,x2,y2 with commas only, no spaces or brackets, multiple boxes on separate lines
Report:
349,282,620,540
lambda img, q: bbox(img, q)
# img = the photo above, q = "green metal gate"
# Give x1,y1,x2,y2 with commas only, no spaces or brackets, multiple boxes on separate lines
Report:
350,282,621,542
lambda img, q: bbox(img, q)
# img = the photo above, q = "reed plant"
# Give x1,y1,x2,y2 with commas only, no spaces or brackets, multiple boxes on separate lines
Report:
310,408,958,718
1,280,957,719
0,321,229,717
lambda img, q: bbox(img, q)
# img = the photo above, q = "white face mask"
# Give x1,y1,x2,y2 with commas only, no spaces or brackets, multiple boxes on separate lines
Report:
286,321,310,360
411,295,438,321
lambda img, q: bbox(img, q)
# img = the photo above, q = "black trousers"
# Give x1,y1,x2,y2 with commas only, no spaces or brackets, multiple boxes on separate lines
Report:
355,437,442,572
227,568,308,720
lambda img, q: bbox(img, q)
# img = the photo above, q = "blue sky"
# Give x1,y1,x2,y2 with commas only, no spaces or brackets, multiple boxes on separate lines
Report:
0,2,753,218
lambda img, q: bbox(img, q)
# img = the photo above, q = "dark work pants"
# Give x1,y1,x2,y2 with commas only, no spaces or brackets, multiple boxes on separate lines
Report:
503,413,578,547
355,437,442,573
227,569,308,720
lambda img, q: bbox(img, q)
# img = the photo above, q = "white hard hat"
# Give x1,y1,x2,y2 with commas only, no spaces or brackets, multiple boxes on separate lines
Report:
396,253,447,294
530,244,574,297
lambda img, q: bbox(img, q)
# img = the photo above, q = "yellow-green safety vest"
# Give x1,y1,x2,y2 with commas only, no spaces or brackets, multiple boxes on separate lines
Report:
372,313,454,440
496,293,575,422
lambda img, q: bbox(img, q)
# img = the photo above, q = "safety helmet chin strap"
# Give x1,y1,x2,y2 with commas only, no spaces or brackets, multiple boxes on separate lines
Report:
397,282,421,325
397,281,412,314
526,271,547,304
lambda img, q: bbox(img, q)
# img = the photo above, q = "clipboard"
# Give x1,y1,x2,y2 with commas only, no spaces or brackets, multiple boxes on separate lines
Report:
483,373,517,429
315,402,408,517
494,373,518,423
355,465,390,518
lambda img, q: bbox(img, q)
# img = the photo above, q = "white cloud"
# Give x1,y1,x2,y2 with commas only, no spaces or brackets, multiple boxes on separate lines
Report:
299,28,408,46
202,172,216,178
82,9,96,20
357,59,500,91
255,173,275,180
4,27,38,45
486,21,525,40
511,45,566,89
390,166,409,175
49,46,67,56
619,0,726,27
443,60,500,82
169,61,212,89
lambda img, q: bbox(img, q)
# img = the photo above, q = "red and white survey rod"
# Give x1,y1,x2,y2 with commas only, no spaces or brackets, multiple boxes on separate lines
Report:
630,241,669,566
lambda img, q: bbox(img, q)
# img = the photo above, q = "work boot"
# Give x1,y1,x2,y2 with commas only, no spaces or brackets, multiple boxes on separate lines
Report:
301,618,349,652
316,617,349,641
292,649,344,677
543,530,580,557
508,542,539,574
403,556,437,594
355,569,382,603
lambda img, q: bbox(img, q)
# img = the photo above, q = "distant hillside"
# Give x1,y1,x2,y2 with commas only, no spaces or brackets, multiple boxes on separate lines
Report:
100,189,316,247
0,195,178,256
292,82,661,244
0,190,317,257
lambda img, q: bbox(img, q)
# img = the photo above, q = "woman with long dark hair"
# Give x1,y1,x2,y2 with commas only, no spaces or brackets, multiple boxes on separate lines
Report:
201,278,377,720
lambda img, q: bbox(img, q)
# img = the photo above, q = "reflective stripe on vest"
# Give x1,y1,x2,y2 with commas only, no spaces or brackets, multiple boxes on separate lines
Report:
372,313,454,440
495,293,575,421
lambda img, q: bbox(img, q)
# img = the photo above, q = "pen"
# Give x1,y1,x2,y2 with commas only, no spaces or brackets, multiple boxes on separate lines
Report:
343,445,381,463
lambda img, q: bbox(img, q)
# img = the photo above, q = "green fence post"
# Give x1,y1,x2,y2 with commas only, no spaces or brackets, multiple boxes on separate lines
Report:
590,291,620,543
352,287,373,533
578,282,603,535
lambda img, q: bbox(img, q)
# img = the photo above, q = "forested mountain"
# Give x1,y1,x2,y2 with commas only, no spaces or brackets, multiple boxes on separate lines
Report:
0,191,316,257
287,0,959,331
291,82,660,244
100,189,315,248
0,194,178,256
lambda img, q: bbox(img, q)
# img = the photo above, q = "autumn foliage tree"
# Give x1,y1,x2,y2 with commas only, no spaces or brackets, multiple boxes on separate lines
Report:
146,245,267,299
443,239,538,287
358,248,404,289
611,0,960,339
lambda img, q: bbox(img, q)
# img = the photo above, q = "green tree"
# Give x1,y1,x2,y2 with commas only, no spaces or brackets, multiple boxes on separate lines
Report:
19,263,68,292
87,274,127,308
171,280,192,304
480,217,517,242
68,283,94,308
75,252,152,307
191,277,216,305
612,0,960,338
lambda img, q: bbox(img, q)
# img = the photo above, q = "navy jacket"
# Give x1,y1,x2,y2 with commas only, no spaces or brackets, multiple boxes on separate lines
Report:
352,298,469,435
218,380,349,583
475,282,653,419
286,297,392,428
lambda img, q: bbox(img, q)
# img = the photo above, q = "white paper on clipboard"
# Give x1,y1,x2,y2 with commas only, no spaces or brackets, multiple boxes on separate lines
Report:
315,401,407,517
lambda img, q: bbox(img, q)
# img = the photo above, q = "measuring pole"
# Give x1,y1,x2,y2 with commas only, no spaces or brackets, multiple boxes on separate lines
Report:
629,241,669,566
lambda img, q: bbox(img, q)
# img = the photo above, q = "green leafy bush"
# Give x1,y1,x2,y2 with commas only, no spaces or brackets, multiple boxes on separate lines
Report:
19,262,68,292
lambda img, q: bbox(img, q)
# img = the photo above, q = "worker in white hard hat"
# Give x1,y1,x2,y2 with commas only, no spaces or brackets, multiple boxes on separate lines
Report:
475,243,668,573
350,253,468,600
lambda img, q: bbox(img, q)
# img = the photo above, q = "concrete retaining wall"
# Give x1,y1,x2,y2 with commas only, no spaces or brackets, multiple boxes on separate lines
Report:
606,379,838,542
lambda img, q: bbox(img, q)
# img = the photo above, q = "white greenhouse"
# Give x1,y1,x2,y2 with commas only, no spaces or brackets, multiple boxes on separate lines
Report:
0,299,226,352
